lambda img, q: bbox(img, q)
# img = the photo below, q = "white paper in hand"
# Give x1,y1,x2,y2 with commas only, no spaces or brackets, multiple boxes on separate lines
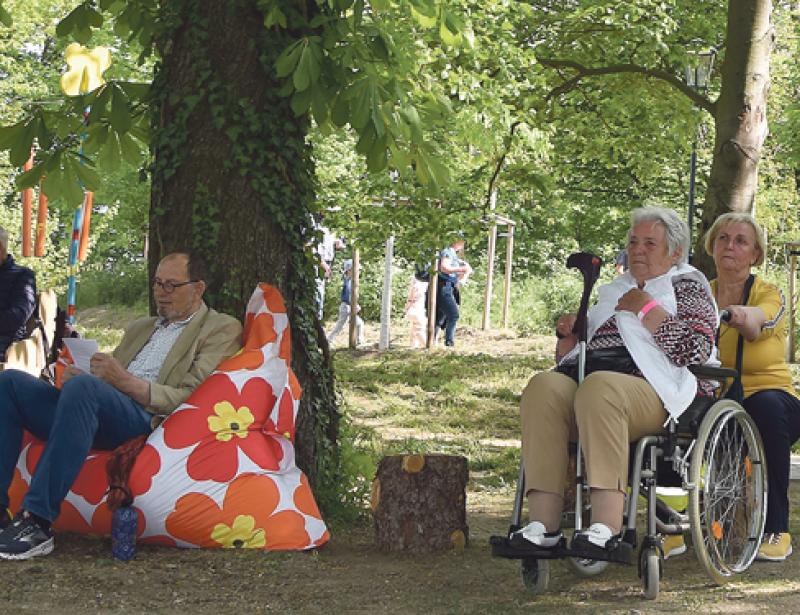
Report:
62,338,99,373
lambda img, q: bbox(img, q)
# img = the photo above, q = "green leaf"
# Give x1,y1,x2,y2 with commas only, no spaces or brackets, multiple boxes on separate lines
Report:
0,120,24,150
290,88,313,116
110,86,132,133
83,124,110,155
366,134,387,171
72,158,102,191
370,0,390,10
88,84,113,124
117,132,142,165
9,119,36,167
98,131,122,170
275,40,303,78
86,6,103,28
0,4,12,27
56,7,79,37
331,95,350,127
311,86,329,125
118,82,150,101
293,42,321,92
14,162,46,190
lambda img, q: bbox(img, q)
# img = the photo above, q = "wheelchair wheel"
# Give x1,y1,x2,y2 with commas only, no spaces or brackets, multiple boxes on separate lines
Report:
688,400,766,584
566,556,609,577
520,558,550,594
639,547,661,600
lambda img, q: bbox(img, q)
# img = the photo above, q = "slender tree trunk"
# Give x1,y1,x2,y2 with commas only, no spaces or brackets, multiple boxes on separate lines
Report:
694,0,773,276
147,0,338,493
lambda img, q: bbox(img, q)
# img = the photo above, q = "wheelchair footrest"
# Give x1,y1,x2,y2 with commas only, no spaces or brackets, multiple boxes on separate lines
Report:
569,535,634,564
490,534,567,560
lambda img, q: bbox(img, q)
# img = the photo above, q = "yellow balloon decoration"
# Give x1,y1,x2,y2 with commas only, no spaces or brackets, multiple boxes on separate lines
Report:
60,43,111,96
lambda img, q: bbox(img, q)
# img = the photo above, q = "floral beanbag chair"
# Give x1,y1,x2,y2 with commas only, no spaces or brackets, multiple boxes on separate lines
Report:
9,284,330,550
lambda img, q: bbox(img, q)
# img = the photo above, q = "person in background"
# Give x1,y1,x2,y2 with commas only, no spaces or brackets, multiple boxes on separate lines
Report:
314,220,345,320
326,259,363,347
436,237,471,348
554,313,577,364
405,267,429,349
705,212,800,562
0,226,37,361
614,248,628,275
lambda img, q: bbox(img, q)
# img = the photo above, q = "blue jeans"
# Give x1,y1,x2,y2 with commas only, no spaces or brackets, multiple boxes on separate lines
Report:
0,370,152,522
743,389,800,534
437,283,460,346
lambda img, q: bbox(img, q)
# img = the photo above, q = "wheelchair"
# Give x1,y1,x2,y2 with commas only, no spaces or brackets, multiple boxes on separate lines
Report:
490,364,767,600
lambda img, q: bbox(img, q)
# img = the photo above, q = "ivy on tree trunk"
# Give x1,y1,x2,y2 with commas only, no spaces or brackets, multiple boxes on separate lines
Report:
147,0,339,496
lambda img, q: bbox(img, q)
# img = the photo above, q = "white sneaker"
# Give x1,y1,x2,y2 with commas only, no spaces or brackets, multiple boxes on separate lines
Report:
577,522,614,548
512,521,562,548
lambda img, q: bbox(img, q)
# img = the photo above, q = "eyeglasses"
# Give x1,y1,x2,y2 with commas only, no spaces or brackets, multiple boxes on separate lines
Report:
152,278,198,294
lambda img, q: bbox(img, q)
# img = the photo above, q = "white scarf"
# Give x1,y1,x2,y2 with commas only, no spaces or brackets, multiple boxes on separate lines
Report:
561,264,719,420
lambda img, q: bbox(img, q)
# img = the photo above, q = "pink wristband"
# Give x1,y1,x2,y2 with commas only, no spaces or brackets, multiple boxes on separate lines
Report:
637,299,659,322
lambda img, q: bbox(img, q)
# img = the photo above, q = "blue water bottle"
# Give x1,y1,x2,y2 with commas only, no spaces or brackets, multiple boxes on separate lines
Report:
111,506,138,561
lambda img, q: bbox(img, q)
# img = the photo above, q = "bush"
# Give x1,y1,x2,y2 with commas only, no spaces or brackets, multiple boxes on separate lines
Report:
78,262,149,308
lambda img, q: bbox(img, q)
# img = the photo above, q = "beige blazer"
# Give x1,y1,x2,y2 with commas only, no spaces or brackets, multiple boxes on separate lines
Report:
113,302,242,415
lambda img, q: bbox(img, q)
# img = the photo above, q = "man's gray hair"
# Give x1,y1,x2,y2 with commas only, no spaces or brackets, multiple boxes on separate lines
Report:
628,207,690,264
0,226,8,252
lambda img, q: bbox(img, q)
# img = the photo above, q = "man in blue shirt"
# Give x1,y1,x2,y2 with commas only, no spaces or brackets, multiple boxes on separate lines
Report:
0,227,37,361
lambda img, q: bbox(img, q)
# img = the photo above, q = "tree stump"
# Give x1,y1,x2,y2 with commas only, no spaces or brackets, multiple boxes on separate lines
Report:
372,454,468,553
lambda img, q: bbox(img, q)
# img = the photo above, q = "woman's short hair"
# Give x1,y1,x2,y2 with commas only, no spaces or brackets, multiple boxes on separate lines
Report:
703,212,766,266
628,207,690,264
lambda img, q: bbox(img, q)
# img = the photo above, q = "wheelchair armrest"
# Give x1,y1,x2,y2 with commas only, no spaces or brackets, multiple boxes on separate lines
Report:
688,365,738,380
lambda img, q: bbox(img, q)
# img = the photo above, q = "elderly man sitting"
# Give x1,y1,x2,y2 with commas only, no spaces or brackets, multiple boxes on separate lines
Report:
0,226,37,361
0,252,242,559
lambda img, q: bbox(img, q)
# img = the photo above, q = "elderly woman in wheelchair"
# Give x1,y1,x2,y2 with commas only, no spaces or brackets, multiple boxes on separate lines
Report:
513,206,720,555
494,207,768,598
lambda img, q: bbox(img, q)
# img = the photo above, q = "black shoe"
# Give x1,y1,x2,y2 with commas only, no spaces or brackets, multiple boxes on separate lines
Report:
0,512,54,560
0,509,11,530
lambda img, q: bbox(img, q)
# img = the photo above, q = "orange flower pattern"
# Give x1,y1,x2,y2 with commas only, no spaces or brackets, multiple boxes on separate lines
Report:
7,284,328,551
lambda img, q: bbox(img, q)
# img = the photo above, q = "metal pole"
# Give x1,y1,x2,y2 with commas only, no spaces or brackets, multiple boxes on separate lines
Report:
482,189,498,331
349,247,360,349
502,223,514,329
687,140,697,262
379,236,394,350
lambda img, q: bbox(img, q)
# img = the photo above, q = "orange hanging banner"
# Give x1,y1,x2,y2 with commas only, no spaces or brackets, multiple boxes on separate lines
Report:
21,152,34,257
34,185,48,257
78,191,93,262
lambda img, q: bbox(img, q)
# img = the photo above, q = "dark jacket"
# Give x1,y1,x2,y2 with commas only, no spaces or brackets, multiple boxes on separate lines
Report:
0,255,37,359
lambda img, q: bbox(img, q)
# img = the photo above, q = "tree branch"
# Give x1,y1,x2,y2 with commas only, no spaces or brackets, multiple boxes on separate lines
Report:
485,121,521,210
538,57,716,115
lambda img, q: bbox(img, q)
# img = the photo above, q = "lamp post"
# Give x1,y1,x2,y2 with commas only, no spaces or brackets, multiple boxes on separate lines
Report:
685,48,716,262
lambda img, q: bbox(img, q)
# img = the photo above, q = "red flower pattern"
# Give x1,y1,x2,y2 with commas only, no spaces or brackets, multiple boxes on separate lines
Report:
162,373,283,482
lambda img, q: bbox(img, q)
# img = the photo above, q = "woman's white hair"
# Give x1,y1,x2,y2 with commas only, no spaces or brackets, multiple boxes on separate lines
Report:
628,207,690,264
0,226,8,253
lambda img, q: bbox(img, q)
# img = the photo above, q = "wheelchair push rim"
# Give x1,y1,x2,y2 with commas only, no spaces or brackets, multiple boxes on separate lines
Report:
688,400,767,584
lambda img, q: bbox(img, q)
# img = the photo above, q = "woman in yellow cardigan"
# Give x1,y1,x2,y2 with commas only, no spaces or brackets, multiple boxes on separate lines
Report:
705,213,800,562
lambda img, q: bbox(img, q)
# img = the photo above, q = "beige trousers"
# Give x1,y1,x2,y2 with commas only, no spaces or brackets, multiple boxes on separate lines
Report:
520,370,668,495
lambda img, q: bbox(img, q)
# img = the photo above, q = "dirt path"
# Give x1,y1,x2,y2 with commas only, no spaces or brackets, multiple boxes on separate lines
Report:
1,486,799,614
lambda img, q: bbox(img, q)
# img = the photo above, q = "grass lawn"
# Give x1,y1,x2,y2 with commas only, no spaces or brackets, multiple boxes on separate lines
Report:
2,311,799,613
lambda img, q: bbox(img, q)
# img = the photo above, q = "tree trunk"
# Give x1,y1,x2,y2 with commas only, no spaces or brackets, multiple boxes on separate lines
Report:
693,0,773,276
148,0,338,494
372,454,469,553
